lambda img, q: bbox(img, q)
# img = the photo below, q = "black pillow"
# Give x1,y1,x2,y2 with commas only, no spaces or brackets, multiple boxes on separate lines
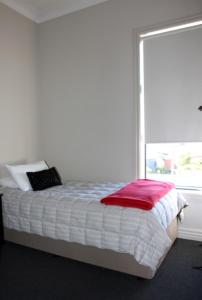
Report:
27,167,62,191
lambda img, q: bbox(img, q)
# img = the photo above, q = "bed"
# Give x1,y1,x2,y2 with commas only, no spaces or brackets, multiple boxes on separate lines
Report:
0,180,187,279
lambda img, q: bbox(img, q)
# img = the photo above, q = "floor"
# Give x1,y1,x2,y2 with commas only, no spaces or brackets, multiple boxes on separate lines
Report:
0,238,202,300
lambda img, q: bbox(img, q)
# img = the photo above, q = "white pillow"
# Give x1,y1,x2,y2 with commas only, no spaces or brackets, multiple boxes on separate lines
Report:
6,161,49,191
0,163,18,188
0,177,18,188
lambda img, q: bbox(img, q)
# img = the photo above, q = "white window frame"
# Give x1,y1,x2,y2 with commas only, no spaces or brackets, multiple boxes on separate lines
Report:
134,15,202,183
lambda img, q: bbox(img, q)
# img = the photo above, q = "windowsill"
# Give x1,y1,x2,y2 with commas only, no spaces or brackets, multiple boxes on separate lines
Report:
178,188,202,200
177,188,202,193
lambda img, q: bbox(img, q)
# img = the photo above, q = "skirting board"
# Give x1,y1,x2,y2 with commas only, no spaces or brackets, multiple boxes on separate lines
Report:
178,227,202,242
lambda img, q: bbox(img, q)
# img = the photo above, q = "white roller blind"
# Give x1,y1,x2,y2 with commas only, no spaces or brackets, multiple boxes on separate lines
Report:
144,26,202,143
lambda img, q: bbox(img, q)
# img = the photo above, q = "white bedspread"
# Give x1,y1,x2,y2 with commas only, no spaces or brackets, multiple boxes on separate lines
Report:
1,181,187,272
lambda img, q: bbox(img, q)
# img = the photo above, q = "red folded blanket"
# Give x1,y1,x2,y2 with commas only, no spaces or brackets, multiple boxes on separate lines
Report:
101,179,175,210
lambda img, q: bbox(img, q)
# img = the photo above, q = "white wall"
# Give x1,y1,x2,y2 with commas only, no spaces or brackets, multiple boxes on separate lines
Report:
0,3,37,164
37,0,202,182
179,192,202,241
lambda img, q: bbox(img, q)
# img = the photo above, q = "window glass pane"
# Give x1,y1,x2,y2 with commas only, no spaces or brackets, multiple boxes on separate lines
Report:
146,143,202,189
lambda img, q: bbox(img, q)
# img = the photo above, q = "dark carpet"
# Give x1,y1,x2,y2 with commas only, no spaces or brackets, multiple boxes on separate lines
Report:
0,239,202,300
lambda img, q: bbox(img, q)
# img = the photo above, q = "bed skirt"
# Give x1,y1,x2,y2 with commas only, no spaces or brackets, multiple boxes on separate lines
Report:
4,218,177,279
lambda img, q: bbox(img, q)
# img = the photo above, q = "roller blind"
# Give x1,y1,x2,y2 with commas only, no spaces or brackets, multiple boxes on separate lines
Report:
144,26,202,143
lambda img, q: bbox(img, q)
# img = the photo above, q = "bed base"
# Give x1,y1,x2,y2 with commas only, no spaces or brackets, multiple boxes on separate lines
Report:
4,218,177,279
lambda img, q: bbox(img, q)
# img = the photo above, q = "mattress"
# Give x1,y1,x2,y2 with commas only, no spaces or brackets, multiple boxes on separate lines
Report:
1,181,187,273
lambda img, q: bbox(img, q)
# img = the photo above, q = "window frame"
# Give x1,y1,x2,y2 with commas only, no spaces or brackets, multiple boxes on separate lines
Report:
135,16,202,189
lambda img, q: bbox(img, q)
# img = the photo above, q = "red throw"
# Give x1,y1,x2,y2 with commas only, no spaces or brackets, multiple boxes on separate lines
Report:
101,179,175,210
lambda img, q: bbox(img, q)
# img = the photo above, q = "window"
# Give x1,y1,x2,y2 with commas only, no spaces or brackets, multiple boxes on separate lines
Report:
146,143,202,190
138,20,202,190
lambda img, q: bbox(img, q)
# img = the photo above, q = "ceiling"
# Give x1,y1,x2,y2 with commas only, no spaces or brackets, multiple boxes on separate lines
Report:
0,0,109,23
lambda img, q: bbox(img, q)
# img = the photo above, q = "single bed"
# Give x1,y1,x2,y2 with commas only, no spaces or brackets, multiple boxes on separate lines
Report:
1,181,186,279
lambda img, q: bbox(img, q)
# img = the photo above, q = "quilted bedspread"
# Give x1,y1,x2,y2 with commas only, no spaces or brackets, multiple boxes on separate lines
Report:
1,181,187,272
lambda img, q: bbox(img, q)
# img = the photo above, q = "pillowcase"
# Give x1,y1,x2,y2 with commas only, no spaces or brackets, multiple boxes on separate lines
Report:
0,177,18,189
6,160,49,191
0,163,18,188
26,167,62,191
